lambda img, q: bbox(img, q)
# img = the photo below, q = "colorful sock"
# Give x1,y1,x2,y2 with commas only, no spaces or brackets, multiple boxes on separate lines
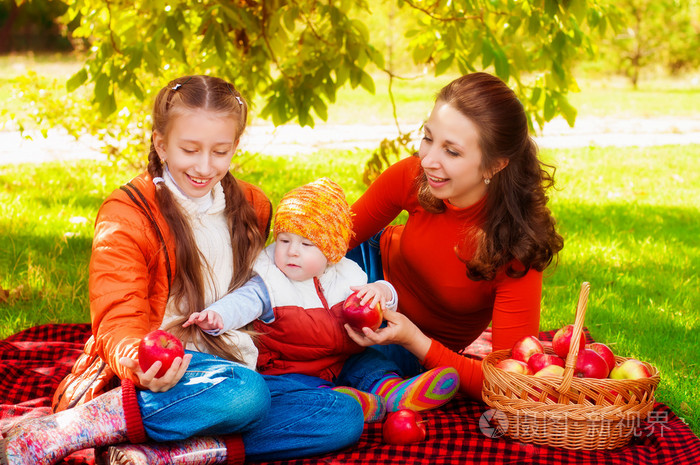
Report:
371,366,460,412
332,386,386,423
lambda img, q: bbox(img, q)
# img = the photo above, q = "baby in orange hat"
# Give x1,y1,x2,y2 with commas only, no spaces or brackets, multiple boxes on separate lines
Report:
186,178,397,422
187,178,459,422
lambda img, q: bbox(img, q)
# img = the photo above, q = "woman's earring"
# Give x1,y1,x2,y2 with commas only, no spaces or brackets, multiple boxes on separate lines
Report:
484,178,491,185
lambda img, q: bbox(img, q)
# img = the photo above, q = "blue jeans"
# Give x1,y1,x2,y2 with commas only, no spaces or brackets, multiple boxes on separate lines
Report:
136,351,364,461
137,350,269,441
245,375,364,461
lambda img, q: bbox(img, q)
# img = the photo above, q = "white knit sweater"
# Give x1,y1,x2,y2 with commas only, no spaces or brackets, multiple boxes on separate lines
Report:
159,172,258,369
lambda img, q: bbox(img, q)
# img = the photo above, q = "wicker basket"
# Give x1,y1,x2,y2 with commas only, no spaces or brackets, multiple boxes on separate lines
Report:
481,282,661,450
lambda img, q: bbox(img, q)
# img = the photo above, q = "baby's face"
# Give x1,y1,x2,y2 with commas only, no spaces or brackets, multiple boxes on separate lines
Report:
274,232,329,281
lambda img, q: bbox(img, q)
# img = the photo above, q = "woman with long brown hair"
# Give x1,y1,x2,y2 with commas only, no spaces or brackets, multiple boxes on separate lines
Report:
344,72,564,400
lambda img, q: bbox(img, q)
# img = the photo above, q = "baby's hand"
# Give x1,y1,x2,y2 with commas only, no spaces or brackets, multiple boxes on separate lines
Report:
182,310,224,332
350,282,393,310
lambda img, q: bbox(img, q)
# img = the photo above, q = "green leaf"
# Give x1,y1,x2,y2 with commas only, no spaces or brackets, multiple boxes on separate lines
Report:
543,94,556,121
558,94,577,127
359,70,375,94
166,16,183,48
66,69,88,93
494,49,510,81
481,39,494,68
435,53,454,75
312,97,328,122
94,73,110,102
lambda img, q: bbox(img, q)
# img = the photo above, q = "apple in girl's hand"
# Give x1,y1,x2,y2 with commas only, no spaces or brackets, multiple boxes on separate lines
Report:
511,335,545,363
574,348,609,379
588,343,616,375
342,291,383,332
610,359,652,379
552,325,586,359
382,409,427,445
528,353,565,374
138,330,185,378
495,358,533,375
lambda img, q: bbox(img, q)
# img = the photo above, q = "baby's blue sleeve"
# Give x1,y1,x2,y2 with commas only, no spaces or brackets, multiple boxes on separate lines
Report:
203,275,274,335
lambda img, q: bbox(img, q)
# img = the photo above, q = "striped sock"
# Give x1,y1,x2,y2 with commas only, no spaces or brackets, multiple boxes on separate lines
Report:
332,386,386,423
373,366,460,412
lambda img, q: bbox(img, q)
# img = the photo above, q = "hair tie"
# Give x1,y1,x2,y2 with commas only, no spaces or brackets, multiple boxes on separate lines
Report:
235,96,243,105
153,177,165,186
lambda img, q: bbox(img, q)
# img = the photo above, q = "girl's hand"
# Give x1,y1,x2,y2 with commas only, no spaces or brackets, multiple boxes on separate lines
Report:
119,353,192,392
183,310,224,332
344,310,432,360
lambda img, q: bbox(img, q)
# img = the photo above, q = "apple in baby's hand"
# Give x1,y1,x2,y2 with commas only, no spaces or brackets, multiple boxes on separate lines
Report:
574,348,609,379
382,409,427,445
552,324,586,359
528,353,565,374
342,291,383,332
138,330,185,378
610,359,652,380
588,343,616,376
495,358,533,375
511,335,545,363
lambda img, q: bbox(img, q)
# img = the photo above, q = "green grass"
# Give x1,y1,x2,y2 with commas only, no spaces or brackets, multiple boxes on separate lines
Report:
1,143,699,436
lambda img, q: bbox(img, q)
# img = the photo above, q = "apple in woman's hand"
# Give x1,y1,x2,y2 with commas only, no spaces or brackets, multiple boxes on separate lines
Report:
342,291,383,331
382,409,427,445
138,330,185,378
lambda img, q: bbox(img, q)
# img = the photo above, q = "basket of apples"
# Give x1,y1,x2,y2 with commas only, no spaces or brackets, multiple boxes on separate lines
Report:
481,282,660,450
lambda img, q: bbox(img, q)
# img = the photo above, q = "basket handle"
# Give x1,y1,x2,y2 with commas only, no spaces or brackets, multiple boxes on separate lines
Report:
557,282,590,394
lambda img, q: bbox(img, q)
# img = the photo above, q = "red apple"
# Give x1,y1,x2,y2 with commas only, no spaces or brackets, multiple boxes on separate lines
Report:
495,358,533,375
511,335,545,363
528,353,565,373
138,330,185,378
342,291,383,332
589,343,616,375
552,324,586,359
534,364,565,378
574,348,609,378
609,359,652,379
382,409,427,445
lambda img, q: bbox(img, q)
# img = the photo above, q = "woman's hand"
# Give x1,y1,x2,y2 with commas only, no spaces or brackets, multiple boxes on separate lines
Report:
119,353,192,392
344,310,432,360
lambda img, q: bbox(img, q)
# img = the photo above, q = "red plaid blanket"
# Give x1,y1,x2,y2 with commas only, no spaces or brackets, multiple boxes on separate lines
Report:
2,324,699,465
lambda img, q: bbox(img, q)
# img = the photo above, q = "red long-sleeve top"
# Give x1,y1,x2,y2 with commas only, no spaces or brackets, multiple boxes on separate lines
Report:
350,156,542,400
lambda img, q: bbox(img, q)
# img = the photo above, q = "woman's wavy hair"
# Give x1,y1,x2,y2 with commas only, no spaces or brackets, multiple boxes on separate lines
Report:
148,75,265,363
416,72,563,281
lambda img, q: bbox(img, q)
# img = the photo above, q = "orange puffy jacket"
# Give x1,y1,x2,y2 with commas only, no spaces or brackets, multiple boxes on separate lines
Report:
52,173,271,412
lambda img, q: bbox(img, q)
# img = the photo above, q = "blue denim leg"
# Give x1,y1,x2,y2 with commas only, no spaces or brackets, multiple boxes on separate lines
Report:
243,374,364,462
371,344,425,378
137,350,270,442
334,347,401,392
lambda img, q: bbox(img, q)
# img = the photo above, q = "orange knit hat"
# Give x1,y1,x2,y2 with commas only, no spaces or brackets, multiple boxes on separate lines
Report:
273,178,354,263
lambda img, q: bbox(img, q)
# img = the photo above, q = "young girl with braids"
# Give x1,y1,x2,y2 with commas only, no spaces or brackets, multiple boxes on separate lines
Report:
345,72,565,401
1,75,363,465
